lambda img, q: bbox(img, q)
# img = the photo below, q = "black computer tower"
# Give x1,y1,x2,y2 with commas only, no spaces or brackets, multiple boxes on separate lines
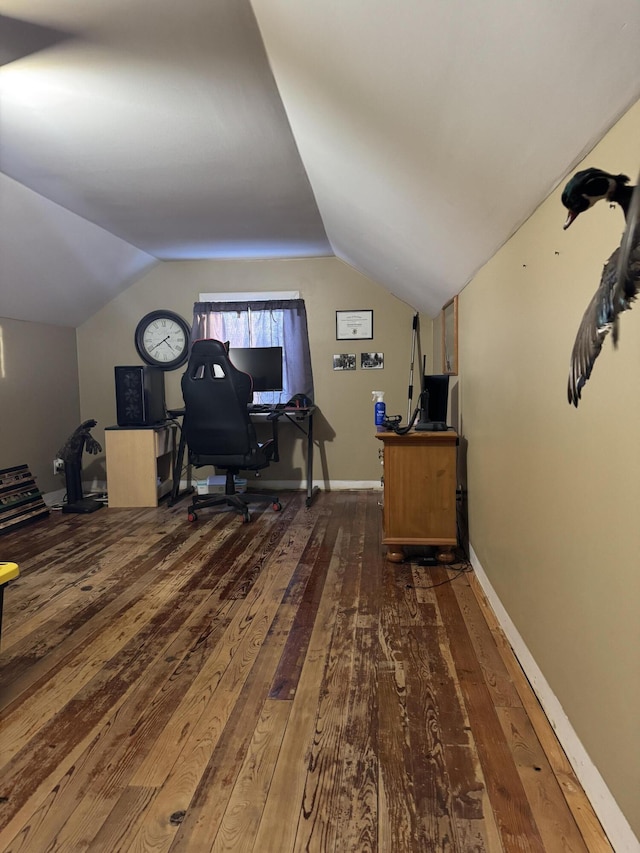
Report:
115,366,166,427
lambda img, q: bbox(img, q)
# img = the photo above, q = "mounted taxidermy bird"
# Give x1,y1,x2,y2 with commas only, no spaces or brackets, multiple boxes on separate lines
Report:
562,167,640,406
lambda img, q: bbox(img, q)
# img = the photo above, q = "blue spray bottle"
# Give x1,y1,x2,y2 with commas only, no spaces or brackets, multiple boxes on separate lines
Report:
372,391,386,427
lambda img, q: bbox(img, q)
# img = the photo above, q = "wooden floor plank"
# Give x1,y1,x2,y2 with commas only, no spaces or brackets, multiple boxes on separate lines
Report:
434,567,548,853
168,502,329,852
496,706,590,852
209,698,291,852
0,516,224,705
466,572,614,853
377,662,420,852
252,507,350,853
5,593,238,853
292,495,364,853
333,624,378,853
124,506,318,851
402,624,475,851
330,476,382,853
451,575,523,710
268,501,337,701
0,492,611,853
167,628,291,853
1,548,215,770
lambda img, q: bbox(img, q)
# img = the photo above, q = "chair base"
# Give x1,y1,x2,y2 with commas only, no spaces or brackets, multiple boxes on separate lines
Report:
186,470,281,523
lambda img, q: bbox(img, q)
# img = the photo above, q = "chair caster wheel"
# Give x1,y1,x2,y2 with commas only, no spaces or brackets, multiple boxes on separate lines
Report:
242,512,251,523
188,511,198,522
272,501,282,512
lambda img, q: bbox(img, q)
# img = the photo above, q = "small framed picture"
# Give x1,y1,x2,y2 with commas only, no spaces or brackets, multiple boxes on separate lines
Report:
336,309,373,340
361,352,384,369
333,353,356,370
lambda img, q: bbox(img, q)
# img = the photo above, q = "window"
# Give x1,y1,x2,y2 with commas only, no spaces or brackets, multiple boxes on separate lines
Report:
191,298,314,404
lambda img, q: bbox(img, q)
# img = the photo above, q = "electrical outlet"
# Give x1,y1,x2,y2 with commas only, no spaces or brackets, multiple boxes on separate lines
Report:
53,458,65,475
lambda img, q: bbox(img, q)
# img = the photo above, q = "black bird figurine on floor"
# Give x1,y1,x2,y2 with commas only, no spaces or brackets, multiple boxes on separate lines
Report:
562,167,640,406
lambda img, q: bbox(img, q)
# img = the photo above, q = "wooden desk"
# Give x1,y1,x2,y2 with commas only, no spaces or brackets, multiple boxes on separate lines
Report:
105,424,176,507
375,428,458,562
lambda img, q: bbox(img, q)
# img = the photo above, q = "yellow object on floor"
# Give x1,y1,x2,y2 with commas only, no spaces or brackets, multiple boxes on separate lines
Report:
0,561,20,648
0,562,20,584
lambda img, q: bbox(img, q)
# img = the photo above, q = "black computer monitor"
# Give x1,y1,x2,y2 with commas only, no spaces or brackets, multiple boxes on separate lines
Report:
422,374,449,424
228,346,283,392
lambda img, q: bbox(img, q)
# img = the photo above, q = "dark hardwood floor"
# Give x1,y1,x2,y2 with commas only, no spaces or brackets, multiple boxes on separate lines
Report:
0,490,611,851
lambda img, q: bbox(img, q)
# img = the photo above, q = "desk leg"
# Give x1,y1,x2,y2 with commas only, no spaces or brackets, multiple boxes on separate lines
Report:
169,430,189,506
306,413,313,506
305,412,320,507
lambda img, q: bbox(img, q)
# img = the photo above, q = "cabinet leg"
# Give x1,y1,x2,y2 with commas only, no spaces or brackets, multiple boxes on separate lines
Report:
385,547,405,563
436,546,456,564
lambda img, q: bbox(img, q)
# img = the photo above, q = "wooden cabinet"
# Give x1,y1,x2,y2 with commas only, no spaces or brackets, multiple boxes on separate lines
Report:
375,429,458,562
105,425,176,508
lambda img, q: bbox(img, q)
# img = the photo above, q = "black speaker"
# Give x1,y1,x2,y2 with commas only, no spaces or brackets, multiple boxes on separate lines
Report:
115,366,166,427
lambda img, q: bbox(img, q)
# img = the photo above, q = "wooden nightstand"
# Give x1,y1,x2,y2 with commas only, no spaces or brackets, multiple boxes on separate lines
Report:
375,428,458,562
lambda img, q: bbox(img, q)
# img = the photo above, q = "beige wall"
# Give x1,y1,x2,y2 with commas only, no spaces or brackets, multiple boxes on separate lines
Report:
77,257,423,487
0,316,80,494
459,101,640,834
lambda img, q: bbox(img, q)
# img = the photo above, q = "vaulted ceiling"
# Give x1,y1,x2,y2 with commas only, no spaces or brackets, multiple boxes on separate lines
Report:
1,0,639,327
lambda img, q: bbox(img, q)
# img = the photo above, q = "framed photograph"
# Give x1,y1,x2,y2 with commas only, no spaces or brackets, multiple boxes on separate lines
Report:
361,352,384,369
333,353,356,370
336,309,373,340
441,295,458,375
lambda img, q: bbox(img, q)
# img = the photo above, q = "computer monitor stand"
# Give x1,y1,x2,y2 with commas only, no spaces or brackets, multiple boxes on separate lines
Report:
414,390,448,431
415,418,448,431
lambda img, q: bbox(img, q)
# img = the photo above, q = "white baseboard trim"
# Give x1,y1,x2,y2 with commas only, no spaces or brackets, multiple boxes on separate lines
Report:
43,488,67,507
43,481,382,507
469,545,639,853
44,481,108,508
181,479,382,492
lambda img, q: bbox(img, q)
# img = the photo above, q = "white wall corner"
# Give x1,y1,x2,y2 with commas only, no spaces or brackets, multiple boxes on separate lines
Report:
469,545,640,853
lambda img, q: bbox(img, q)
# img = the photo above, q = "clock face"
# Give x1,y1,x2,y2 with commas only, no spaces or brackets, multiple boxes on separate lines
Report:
135,311,190,369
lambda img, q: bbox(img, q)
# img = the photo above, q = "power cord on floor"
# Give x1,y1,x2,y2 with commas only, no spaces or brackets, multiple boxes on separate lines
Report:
406,553,473,589
414,561,473,589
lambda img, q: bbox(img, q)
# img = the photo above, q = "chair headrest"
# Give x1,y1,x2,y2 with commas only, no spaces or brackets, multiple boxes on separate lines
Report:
191,339,228,358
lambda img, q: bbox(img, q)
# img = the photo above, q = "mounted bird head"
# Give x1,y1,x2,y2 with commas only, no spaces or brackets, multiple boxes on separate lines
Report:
561,168,630,230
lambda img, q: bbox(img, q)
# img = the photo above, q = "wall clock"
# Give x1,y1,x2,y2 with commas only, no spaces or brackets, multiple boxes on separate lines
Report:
134,310,191,370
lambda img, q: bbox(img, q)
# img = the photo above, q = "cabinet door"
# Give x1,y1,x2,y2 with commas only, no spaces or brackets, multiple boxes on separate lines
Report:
384,441,456,544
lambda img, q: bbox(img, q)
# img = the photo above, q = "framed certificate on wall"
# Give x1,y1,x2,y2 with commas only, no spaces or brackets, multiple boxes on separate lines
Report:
336,309,373,340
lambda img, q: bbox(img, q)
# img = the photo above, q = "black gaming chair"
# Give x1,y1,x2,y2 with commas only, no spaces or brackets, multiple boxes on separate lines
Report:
181,339,282,522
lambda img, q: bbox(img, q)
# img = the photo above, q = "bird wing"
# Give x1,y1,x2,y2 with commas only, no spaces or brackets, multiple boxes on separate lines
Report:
614,169,640,295
612,175,640,342
567,252,617,407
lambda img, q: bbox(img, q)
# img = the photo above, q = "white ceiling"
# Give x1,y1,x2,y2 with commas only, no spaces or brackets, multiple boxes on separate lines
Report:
1,0,639,327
